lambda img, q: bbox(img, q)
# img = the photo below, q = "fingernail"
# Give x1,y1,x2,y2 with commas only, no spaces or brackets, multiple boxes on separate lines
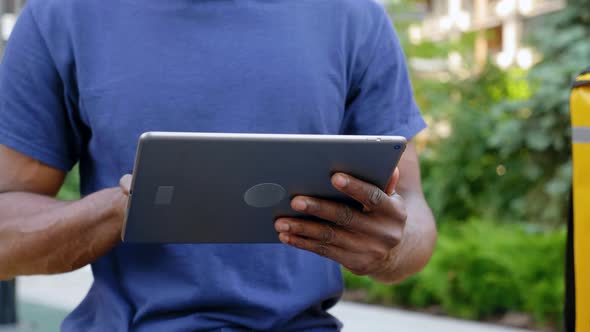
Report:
334,174,348,187
276,221,290,232
292,199,307,211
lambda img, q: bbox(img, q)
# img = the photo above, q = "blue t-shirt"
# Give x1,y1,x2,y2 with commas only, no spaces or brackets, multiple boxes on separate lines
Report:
0,0,426,331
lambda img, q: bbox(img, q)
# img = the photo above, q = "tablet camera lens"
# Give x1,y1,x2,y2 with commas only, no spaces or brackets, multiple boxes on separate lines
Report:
394,145,401,150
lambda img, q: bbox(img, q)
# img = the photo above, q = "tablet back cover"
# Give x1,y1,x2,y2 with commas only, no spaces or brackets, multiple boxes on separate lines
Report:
122,133,406,243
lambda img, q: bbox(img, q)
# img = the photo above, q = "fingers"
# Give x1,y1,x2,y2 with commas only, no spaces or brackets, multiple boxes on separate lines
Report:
119,174,132,196
275,218,360,250
277,232,368,270
277,171,408,277
290,193,403,229
289,196,403,246
289,191,406,244
277,230,392,276
331,173,388,212
291,196,366,230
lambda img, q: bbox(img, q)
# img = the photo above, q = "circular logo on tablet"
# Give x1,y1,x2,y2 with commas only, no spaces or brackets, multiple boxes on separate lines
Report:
244,183,287,208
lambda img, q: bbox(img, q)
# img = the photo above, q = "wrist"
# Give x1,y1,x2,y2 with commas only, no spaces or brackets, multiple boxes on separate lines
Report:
368,229,410,284
97,187,128,232
69,187,128,232
369,248,403,285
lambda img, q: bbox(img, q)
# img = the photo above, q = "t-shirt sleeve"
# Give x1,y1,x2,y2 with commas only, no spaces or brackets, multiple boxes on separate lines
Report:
341,7,426,139
0,4,79,171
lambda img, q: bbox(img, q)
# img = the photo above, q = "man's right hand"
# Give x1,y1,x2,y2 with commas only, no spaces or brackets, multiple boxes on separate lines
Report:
0,144,131,280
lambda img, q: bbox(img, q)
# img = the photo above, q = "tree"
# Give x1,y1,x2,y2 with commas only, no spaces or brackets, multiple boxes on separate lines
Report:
413,0,590,223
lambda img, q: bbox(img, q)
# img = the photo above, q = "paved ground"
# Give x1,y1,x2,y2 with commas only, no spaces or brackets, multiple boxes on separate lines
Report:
12,267,535,332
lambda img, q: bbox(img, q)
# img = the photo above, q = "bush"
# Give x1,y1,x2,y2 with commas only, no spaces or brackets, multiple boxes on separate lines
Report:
343,220,565,328
418,66,533,222
57,165,80,200
412,0,590,224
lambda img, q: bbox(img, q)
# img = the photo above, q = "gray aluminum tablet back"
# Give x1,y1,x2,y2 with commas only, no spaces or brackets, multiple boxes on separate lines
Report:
122,132,406,243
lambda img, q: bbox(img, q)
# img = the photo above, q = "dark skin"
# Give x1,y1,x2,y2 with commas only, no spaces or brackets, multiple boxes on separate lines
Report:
275,142,436,283
0,145,129,279
0,141,436,284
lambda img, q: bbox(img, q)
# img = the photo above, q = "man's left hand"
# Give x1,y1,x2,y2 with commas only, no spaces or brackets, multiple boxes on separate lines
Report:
274,168,406,278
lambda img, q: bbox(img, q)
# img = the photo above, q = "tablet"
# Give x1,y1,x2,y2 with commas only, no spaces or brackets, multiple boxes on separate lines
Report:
122,132,407,243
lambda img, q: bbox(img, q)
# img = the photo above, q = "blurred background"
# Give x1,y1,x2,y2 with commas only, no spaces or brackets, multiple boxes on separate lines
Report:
2,0,589,331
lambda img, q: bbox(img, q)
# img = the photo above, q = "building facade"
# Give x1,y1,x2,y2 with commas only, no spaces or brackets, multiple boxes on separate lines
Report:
410,0,566,71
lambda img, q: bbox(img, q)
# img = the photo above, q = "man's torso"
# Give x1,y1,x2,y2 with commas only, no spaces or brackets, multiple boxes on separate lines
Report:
3,0,404,330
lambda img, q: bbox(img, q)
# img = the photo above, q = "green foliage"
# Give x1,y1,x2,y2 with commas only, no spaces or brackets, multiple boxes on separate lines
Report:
415,0,590,224
57,165,80,201
419,66,534,222
387,0,478,60
485,0,590,223
343,220,566,327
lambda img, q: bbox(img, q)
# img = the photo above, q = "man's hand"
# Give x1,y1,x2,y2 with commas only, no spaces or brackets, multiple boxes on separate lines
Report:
275,169,406,279
0,173,132,279
274,142,437,284
0,143,135,279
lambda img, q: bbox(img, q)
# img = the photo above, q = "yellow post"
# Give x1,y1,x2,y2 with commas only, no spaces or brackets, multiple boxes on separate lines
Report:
571,69,590,332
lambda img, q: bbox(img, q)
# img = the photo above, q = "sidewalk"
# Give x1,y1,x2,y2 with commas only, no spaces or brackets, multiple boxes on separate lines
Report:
16,267,536,332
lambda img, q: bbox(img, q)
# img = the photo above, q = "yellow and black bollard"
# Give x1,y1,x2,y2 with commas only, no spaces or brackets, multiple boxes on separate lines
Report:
571,68,590,332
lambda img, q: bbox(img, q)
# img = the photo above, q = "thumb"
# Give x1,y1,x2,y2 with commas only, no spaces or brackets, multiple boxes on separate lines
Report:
119,174,133,196
385,167,400,196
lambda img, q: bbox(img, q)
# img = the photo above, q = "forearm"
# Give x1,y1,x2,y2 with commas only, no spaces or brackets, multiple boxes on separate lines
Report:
370,192,437,284
0,188,126,280
0,192,73,219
